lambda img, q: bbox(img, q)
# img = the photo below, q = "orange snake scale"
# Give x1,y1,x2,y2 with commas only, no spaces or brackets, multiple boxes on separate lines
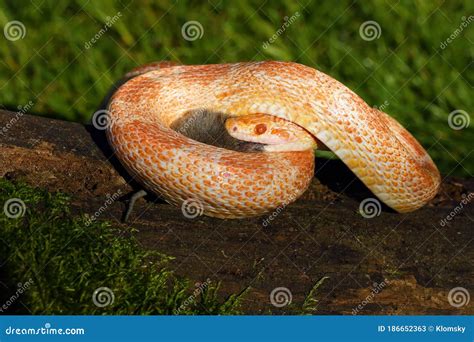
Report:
106,61,440,218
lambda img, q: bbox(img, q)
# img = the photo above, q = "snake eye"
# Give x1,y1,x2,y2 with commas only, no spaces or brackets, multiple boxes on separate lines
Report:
254,123,267,135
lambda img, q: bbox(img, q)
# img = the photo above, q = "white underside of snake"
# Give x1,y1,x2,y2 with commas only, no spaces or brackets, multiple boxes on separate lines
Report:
106,61,440,219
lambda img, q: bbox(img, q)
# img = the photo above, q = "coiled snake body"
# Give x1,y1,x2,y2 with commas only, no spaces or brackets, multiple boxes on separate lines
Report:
107,61,440,218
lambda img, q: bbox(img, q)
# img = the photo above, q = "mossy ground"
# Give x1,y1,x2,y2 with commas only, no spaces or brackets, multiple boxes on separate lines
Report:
0,178,246,314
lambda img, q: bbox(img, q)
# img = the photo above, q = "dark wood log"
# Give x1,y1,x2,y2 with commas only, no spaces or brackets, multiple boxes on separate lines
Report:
0,109,472,314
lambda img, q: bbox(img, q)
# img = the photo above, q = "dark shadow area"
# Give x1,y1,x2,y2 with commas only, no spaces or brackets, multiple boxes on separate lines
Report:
87,77,168,212
85,123,142,192
315,158,395,212
0,260,24,314
87,124,166,208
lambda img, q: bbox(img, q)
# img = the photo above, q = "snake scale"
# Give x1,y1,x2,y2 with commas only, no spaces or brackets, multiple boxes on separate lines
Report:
106,61,440,218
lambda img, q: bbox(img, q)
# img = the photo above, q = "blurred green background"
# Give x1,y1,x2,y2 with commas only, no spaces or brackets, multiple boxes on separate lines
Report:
0,0,472,176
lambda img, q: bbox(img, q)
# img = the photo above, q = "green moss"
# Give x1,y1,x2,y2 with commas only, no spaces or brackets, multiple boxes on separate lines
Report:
302,276,330,314
0,179,246,314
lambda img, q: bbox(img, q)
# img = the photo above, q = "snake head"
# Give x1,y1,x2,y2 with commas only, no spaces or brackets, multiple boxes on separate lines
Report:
225,114,317,152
